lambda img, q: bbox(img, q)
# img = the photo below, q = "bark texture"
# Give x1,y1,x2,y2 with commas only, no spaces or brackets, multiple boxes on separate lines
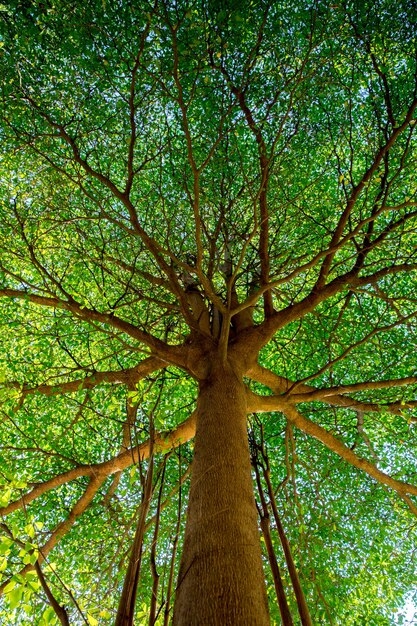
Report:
173,363,270,625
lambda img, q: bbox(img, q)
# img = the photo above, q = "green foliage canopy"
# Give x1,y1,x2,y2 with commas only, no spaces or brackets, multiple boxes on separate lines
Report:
0,0,416,623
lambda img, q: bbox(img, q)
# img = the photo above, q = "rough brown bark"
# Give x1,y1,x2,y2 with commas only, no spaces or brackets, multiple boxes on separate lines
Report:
264,469,313,626
172,363,269,625
115,454,154,626
253,459,293,625
35,563,70,626
259,516,293,626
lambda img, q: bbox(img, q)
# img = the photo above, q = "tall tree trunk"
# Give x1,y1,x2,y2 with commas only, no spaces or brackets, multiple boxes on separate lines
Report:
173,363,270,625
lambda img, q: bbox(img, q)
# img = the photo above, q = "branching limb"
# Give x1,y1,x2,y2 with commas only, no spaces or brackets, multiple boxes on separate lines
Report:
35,562,70,626
247,363,417,418
315,96,417,289
246,391,417,508
0,476,104,595
0,413,196,517
235,262,417,358
291,376,417,402
1,357,164,399
0,288,186,367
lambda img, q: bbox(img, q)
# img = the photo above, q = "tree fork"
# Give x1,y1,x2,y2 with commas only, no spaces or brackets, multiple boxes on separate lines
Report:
173,362,269,625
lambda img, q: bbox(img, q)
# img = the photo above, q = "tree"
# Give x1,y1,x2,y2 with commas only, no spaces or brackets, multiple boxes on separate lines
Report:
0,0,417,623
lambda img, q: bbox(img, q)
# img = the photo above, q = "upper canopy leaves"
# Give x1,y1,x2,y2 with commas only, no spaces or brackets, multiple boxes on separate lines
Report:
0,0,416,623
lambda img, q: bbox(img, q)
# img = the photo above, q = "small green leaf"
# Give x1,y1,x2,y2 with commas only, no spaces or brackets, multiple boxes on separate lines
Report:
3,579,17,593
8,585,23,610
43,606,56,623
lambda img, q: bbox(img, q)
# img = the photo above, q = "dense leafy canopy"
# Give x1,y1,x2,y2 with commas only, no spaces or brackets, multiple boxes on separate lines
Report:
0,0,417,624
